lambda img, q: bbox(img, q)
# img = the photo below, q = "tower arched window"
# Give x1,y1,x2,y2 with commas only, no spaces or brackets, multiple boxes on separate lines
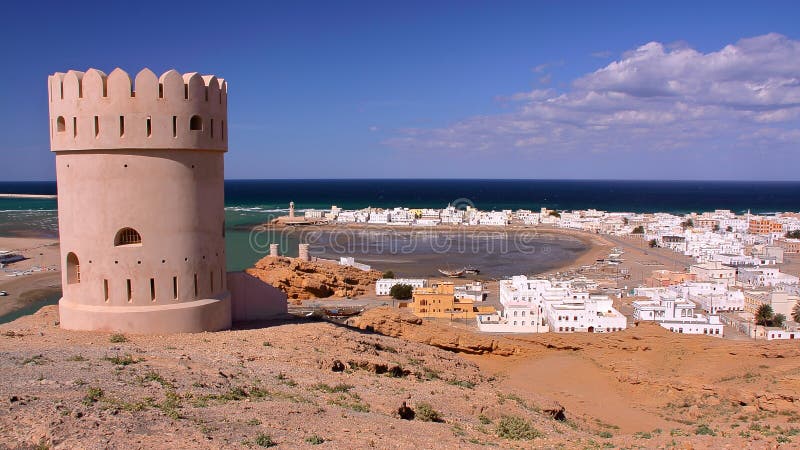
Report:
66,252,80,284
115,228,142,246
189,115,203,131
56,116,66,132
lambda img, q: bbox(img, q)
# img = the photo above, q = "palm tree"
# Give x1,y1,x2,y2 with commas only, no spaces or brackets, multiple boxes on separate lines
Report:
793,303,800,324
755,304,774,327
773,314,787,328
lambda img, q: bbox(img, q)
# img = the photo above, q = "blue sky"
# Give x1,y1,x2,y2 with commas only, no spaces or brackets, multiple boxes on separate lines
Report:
1,1,799,180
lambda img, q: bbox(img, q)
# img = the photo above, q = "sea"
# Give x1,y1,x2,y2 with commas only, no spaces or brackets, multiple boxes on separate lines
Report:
2,179,800,274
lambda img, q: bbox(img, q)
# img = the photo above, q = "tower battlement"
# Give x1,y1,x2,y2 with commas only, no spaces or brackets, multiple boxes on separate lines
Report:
48,68,228,152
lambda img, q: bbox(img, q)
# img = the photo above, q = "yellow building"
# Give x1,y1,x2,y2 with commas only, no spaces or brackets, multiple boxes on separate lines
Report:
407,282,495,319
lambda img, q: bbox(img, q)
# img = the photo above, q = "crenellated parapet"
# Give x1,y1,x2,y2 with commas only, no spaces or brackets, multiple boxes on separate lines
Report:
48,68,228,152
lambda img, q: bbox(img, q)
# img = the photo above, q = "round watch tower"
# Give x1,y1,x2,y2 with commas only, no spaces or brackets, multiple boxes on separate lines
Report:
49,67,231,333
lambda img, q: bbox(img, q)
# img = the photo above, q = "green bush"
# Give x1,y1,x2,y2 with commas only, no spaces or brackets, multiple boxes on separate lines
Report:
314,383,353,393
389,283,413,300
255,433,276,447
109,333,127,343
83,387,104,406
415,402,443,422
382,270,395,279
305,435,325,445
496,416,542,440
695,424,716,436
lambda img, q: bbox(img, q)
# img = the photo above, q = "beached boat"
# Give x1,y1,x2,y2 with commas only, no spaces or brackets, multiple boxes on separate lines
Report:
464,265,480,274
322,307,364,318
438,268,465,278
0,252,24,265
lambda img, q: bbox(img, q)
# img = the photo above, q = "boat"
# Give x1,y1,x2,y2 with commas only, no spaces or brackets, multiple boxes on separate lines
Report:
464,265,480,274
0,252,24,265
322,307,364,318
438,268,465,278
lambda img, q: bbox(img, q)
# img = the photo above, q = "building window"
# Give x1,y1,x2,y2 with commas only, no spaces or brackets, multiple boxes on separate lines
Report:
66,252,80,284
103,279,109,302
56,116,66,132
150,278,156,302
126,279,132,302
115,228,142,246
189,115,203,131
173,276,178,300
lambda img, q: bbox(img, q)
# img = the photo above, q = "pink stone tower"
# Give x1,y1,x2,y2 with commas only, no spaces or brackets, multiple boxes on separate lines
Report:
48,68,231,333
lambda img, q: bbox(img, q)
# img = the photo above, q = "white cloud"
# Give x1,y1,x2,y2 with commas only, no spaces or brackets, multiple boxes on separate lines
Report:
385,33,800,159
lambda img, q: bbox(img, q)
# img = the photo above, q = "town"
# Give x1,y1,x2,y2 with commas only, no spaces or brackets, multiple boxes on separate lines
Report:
293,204,800,341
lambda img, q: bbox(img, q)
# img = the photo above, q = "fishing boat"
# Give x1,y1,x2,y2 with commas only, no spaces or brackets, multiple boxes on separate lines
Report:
464,265,480,274
322,307,364,318
438,268,465,278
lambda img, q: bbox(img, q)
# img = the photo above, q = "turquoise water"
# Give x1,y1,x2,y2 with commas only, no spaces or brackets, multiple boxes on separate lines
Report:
4,179,800,272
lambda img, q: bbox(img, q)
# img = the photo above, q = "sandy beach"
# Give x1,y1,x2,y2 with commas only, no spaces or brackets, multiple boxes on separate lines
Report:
0,237,61,319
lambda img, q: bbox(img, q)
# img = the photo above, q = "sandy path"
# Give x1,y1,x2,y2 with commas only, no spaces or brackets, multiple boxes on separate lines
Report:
496,354,669,433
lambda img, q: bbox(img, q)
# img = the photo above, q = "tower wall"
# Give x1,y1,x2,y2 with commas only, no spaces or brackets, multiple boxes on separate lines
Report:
50,68,231,333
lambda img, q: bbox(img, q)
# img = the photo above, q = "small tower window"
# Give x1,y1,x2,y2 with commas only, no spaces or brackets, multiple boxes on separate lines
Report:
146,117,152,137
66,252,80,284
189,115,203,131
210,118,214,138
94,116,99,137
73,117,77,138
56,116,66,132
119,116,125,137
172,116,177,137
115,228,142,246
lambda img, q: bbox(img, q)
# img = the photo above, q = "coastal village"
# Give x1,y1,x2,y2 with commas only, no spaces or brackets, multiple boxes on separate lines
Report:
274,203,800,342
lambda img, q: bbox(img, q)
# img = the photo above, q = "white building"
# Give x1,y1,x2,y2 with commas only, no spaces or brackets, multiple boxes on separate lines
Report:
368,210,390,225
632,292,724,337
545,295,627,333
737,267,799,289
476,302,548,333
673,281,744,313
375,278,427,296
454,282,488,302
690,262,736,286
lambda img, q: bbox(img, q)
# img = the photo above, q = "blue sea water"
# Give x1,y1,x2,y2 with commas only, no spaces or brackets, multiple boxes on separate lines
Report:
2,179,799,271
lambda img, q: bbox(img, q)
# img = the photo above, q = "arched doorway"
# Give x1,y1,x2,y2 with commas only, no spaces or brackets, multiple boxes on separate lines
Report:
587,326,595,333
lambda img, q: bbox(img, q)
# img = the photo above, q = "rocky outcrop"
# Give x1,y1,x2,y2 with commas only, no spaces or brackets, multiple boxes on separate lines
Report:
349,307,522,356
246,256,382,300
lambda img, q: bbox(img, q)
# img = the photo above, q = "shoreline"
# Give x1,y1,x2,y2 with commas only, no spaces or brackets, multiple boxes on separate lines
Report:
0,236,61,321
0,194,57,199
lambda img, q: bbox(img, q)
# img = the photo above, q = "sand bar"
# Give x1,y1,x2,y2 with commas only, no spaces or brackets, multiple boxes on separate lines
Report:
0,236,61,318
0,194,57,199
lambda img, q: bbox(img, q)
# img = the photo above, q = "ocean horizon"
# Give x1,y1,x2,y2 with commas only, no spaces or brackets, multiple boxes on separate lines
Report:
2,179,800,214
3,178,800,271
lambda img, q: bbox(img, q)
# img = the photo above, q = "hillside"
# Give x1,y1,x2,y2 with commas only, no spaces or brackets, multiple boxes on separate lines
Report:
2,306,800,448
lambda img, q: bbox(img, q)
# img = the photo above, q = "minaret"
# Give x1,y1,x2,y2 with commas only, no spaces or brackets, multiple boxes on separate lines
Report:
289,201,295,219
48,68,231,333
